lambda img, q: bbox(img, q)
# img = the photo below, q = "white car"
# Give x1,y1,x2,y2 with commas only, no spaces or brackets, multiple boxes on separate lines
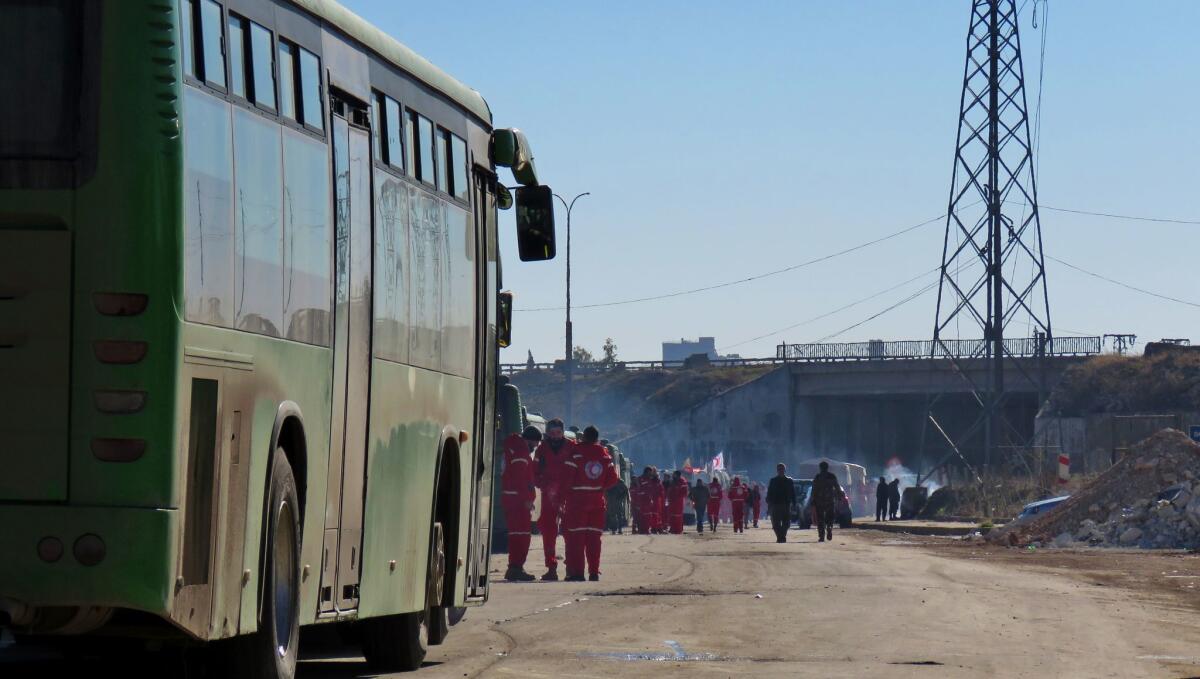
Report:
1013,495,1069,525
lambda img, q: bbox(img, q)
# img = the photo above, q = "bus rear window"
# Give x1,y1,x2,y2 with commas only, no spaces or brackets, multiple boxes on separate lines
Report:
0,0,83,160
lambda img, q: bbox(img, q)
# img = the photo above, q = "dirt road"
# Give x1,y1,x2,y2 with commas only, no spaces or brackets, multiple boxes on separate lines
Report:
299,526,1200,678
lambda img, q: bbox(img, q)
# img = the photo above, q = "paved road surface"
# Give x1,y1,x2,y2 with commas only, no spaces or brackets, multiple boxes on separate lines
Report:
302,526,1200,678
6,526,1200,677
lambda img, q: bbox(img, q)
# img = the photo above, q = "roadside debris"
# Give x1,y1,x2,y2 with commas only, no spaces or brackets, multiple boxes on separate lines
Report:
990,429,1200,549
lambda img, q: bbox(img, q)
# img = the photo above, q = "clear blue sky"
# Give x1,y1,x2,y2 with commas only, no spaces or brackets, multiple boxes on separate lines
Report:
345,0,1199,363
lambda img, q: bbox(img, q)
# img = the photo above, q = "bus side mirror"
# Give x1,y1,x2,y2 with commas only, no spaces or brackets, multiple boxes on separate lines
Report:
498,291,513,348
514,185,556,261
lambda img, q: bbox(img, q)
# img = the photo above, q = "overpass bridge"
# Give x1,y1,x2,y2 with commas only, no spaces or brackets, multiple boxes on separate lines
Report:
614,340,1101,482
502,335,1101,374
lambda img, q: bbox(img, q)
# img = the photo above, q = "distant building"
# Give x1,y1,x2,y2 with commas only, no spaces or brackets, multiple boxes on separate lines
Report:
663,337,717,364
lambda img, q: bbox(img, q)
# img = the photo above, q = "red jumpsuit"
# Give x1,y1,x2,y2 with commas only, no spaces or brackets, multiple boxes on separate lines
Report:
562,442,619,578
707,481,723,529
667,479,689,534
629,478,645,534
533,438,576,570
500,433,535,568
643,477,664,533
728,480,748,533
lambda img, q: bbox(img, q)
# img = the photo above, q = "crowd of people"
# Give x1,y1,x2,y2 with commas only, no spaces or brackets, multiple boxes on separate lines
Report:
500,417,876,582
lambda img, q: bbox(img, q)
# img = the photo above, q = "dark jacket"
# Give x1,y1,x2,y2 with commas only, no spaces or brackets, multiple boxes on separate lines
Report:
889,479,901,503
812,470,843,507
766,475,796,505
690,482,710,507
876,480,890,500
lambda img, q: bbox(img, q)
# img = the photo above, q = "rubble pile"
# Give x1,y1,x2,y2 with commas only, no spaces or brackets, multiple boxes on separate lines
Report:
993,429,1200,548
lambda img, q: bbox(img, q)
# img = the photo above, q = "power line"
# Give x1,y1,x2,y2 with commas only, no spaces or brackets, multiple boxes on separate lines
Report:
720,266,941,351
1039,204,1200,225
1049,255,1200,309
815,278,943,343
515,201,1198,314
514,209,953,312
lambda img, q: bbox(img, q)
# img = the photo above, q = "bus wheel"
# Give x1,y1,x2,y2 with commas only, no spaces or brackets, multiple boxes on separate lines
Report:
361,610,427,671
238,452,301,679
426,521,449,646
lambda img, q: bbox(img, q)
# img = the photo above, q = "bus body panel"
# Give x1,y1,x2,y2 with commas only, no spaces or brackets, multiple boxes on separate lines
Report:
357,360,474,618
0,505,176,615
69,0,184,510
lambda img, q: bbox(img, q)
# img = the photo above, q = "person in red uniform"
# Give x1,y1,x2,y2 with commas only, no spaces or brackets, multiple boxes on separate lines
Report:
561,425,619,581
667,470,689,534
501,426,542,581
728,477,748,533
642,468,664,534
750,482,763,528
629,475,645,534
706,478,723,533
533,418,575,580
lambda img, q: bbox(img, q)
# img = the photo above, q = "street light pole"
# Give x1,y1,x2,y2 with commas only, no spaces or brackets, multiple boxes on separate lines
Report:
554,191,590,427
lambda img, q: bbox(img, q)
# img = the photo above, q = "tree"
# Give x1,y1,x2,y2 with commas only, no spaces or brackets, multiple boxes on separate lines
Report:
572,345,594,364
601,337,619,366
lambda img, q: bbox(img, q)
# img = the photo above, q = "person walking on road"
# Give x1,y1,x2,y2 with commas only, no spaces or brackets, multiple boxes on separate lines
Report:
875,476,889,522
888,478,901,520
690,479,710,533
640,467,665,534
667,470,689,534
561,425,619,582
706,478,724,533
728,477,748,533
501,426,542,581
749,482,762,528
533,418,575,580
766,464,796,543
606,473,629,535
812,461,844,543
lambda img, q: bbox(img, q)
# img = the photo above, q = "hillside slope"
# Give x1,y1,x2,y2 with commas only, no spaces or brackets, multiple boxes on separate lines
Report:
509,365,774,440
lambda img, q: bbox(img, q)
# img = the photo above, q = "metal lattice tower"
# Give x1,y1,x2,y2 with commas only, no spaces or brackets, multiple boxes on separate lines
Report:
926,0,1052,481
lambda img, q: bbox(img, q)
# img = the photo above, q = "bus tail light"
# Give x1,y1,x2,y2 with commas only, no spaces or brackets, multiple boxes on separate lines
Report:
93,340,147,364
92,292,148,316
37,537,64,563
93,390,147,414
91,438,146,462
73,535,106,566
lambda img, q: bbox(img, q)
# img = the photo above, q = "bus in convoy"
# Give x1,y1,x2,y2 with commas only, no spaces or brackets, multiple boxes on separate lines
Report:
0,0,556,676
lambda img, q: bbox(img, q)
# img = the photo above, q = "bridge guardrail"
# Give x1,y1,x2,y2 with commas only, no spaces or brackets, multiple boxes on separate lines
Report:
500,336,1101,374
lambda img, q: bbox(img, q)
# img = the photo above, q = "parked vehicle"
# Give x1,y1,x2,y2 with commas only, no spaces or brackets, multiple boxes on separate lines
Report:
1013,495,1070,525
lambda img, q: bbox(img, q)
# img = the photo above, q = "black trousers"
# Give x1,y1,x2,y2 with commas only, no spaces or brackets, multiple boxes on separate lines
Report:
769,503,790,542
816,504,836,537
876,498,887,521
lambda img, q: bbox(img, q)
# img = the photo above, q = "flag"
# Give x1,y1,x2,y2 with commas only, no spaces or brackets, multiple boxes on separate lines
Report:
711,452,725,471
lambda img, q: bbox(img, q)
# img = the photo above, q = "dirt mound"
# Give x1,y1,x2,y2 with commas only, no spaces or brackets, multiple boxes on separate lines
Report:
991,429,1200,547
1045,352,1200,416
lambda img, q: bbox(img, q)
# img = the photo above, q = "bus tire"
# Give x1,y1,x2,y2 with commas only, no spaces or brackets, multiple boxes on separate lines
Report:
361,611,427,671
426,521,450,645
238,451,301,679
361,519,447,670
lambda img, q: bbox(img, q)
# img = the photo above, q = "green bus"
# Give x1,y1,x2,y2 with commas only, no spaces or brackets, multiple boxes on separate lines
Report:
0,0,556,675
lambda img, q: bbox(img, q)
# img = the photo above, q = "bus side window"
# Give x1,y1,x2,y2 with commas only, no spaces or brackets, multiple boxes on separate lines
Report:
248,21,275,111
450,133,468,202
227,14,248,99
435,128,448,192
384,97,402,170
278,40,297,121
182,0,226,89
404,109,418,179
298,47,324,132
